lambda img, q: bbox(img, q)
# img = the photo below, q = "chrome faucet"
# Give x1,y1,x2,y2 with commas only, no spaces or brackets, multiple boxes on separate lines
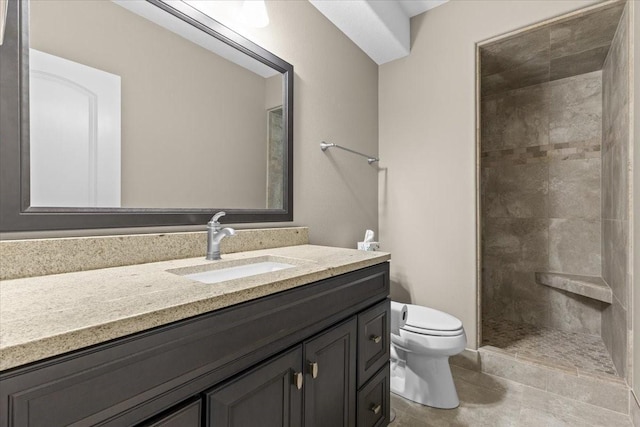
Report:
206,212,235,260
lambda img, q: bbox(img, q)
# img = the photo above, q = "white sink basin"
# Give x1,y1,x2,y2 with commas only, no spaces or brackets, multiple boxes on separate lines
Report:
181,261,295,284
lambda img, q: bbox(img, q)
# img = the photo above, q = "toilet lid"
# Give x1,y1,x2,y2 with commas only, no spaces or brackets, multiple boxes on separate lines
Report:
402,305,464,336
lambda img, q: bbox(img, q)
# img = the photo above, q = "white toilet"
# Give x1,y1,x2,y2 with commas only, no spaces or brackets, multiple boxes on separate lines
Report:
390,303,466,409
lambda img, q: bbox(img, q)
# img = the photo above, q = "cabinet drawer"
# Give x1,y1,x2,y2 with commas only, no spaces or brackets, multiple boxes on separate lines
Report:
357,364,390,427
142,399,201,427
357,299,390,387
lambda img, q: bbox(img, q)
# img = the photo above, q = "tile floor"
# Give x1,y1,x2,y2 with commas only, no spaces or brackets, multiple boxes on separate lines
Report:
390,365,632,426
482,318,618,378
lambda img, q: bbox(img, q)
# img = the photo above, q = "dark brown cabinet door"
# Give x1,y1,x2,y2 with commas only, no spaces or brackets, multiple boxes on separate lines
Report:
142,400,202,427
303,318,357,427
205,347,303,427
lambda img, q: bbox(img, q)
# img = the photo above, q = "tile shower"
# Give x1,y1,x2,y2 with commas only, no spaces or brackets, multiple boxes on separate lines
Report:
480,1,631,382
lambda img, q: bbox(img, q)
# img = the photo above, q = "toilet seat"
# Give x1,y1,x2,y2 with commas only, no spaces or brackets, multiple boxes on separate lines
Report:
402,305,464,337
402,324,464,336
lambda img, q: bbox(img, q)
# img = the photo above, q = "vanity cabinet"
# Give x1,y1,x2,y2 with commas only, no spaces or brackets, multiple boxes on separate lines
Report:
206,318,357,427
0,262,390,427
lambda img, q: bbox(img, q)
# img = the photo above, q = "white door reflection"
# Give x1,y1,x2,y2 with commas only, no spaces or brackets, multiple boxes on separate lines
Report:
29,49,121,207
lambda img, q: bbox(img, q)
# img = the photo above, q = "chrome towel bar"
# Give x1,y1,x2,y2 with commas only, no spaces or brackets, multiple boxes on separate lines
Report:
320,141,379,164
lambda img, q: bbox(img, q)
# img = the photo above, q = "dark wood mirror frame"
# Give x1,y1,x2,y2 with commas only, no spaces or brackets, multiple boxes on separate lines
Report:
0,0,293,232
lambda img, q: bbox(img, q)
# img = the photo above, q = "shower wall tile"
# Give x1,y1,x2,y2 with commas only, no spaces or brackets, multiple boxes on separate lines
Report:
482,266,513,321
549,46,609,81
547,289,602,335
481,26,549,77
481,55,550,97
480,141,601,168
482,71,602,156
602,53,613,126
483,218,549,271
549,70,602,146
482,71,605,334
549,105,601,145
481,99,502,152
602,296,628,379
549,70,602,109
603,82,629,141
602,219,628,308
481,83,550,151
602,136,614,219
483,163,549,218
548,219,601,276
549,2,625,59
603,126,630,221
509,270,551,326
481,4,631,354
480,2,624,96
502,84,550,149
549,158,600,220
602,6,629,128
482,267,602,333
600,2,629,381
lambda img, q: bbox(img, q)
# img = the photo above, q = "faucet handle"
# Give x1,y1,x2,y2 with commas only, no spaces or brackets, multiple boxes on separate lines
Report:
210,211,226,224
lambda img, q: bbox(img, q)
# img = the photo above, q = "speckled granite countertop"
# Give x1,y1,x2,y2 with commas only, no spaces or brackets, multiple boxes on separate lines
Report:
0,245,390,371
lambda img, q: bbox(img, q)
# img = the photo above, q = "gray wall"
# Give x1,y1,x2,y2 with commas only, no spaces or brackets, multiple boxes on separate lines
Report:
602,2,631,381
481,71,603,335
237,1,379,247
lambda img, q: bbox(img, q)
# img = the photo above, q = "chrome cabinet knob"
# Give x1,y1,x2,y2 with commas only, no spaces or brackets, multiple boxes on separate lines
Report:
370,335,382,344
370,403,382,415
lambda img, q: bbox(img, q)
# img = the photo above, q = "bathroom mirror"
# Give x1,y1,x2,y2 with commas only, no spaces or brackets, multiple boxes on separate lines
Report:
0,0,293,232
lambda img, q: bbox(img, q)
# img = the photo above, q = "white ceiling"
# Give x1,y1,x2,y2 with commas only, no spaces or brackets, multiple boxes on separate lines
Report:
309,0,449,65
396,0,448,17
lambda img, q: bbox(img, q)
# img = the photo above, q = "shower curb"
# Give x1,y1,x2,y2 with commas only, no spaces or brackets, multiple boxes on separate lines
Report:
472,346,629,414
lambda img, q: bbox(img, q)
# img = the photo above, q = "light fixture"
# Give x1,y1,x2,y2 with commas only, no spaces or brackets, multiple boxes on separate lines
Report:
241,0,269,28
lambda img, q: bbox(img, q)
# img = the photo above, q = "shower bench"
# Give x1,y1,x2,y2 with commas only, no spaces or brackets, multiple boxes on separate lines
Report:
535,272,613,304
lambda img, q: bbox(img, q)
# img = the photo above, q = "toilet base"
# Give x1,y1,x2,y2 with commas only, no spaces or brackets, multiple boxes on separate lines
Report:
390,352,460,409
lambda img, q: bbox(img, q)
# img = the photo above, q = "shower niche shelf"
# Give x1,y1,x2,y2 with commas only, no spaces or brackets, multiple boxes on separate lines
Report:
535,272,612,304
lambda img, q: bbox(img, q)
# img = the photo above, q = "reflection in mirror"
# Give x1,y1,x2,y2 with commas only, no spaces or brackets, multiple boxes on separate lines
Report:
28,0,284,210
